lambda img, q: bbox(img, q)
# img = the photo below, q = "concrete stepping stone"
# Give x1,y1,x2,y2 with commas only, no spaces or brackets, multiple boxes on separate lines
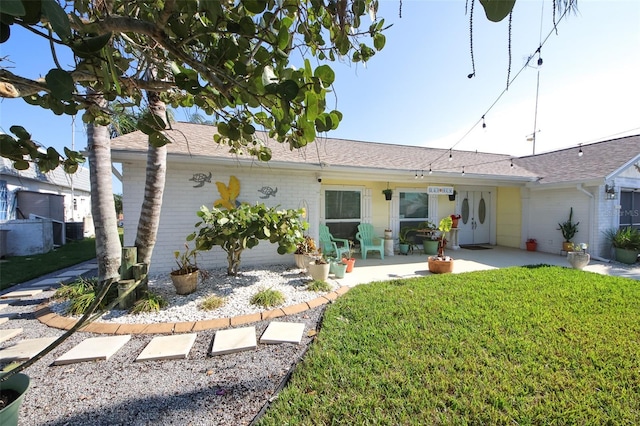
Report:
56,269,90,278
0,312,18,325
22,278,62,288
260,322,306,345
53,335,131,366
0,328,23,343
135,333,197,362
210,326,256,356
0,337,58,362
0,302,9,311
0,289,43,299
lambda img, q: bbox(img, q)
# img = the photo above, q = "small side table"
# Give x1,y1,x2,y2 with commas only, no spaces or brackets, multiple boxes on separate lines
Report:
384,238,394,256
447,228,460,250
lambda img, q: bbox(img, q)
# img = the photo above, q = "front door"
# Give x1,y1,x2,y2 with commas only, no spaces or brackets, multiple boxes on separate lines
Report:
458,191,491,245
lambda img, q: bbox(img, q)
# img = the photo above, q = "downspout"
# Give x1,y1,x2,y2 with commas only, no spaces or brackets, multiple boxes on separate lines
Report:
577,184,610,263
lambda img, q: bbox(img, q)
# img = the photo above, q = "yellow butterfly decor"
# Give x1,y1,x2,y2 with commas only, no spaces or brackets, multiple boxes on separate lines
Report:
214,175,240,210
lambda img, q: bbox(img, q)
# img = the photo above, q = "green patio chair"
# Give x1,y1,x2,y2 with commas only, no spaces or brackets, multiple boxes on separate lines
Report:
356,223,384,260
319,225,350,259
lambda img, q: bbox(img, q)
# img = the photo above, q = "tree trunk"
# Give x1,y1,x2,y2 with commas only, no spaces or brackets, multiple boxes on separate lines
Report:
87,92,121,283
134,89,167,267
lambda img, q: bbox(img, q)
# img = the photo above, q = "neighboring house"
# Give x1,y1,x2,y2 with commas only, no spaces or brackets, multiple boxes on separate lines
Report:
0,157,93,254
110,122,640,273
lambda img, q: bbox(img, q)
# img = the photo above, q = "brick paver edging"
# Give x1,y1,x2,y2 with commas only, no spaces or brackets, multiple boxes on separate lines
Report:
35,286,351,335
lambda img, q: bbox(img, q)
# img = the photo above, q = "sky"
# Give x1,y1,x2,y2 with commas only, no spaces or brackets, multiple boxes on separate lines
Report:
1,0,639,191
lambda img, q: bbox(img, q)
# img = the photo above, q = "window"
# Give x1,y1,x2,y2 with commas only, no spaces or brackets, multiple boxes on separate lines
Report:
620,191,640,230
399,191,431,244
324,190,361,240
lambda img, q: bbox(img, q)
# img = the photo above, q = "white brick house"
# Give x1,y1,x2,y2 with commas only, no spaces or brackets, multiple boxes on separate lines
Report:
111,122,640,273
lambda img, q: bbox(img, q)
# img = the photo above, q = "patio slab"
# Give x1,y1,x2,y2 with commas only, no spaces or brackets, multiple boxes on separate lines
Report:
260,322,305,344
53,335,132,365
0,312,18,324
136,333,197,362
0,289,43,299
210,326,256,356
56,269,90,278
0,337,58,361
0,328,23,343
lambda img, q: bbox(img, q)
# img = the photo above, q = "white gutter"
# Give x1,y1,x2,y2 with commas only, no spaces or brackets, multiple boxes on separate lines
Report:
577,184,610,263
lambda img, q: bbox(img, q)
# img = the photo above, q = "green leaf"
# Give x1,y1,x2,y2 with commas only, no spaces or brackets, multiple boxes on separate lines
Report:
137,113,167,135
373,33,385,51
149,131,171,147
314,65,335,86
10,125,31,140
13,159,29,170
0,0,25,16
305,91,318,121
278,80,299,102
0,22,10,44
479,0,516,23
21,0,42,25
41,0,71,41
45,69,74,101
242,0,267,14
71,32,112,57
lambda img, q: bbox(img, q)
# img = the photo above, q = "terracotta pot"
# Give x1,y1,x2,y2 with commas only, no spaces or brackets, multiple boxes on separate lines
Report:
526,242,537,252
342,257,356,273
428,256,454,274
451,218,459,228
170,269,199,295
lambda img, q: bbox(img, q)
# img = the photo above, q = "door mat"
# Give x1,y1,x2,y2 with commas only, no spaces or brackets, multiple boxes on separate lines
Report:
460,245,492,250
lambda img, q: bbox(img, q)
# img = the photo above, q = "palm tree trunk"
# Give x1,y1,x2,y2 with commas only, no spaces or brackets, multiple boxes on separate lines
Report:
134,89,167,267
87,92,122,283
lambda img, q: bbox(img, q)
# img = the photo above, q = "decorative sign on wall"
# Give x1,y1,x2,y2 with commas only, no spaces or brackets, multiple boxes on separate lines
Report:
427,186,454,195
189,172,212,188
257,186,278,199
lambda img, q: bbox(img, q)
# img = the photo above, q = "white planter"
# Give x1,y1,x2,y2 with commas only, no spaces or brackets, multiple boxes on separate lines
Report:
307,262,330,281
567,252,590,270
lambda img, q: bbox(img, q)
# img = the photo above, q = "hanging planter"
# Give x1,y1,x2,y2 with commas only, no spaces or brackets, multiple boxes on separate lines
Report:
382,188,393,201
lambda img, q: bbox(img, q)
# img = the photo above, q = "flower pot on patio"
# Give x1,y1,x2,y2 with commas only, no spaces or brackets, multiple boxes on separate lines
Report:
333,261,348,278
428,256,454,274
342,257,356,273
567,251,590,270
614,247,639,264
423,239,439,255
526,241,537,251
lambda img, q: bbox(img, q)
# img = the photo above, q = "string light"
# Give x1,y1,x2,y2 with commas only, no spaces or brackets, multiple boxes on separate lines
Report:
482,115,486,129
414,170,418,179
428,164,433,175
578,144,583,157
510,159,514,168
462,166,465,176
449,150,453,161
420,170,424,179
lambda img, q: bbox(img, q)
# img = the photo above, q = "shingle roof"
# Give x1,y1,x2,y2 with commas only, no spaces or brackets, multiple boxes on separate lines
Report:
110,122,537,180
513,134,640,185
0,157,91,192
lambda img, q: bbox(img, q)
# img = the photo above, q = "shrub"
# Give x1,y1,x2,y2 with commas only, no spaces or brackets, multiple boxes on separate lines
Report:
200,294,226,311
307,280,331,292
54,277,97,300
129,292,167,314
250,288,285,307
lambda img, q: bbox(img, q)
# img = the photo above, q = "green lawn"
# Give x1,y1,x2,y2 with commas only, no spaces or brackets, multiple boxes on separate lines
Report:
259,266,640,425
0,238,96,290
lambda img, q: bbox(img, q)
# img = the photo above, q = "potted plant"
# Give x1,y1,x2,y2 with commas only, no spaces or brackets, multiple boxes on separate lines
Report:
341,240,356,272
526,238,537,251
417,220,439,255
603,227,640,264
557,207,579,252
0,372,30,426
382,188,393,201
307,253,330,281
428,216,454,274
294,235,316,271
398,227,416,255
450,214,461,228
567,242,590,270
170,243,200,295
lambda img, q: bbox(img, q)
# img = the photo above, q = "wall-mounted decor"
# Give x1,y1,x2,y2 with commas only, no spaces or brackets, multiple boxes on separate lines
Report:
189,172,212,188
214,176,240,209
258,186,278,199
